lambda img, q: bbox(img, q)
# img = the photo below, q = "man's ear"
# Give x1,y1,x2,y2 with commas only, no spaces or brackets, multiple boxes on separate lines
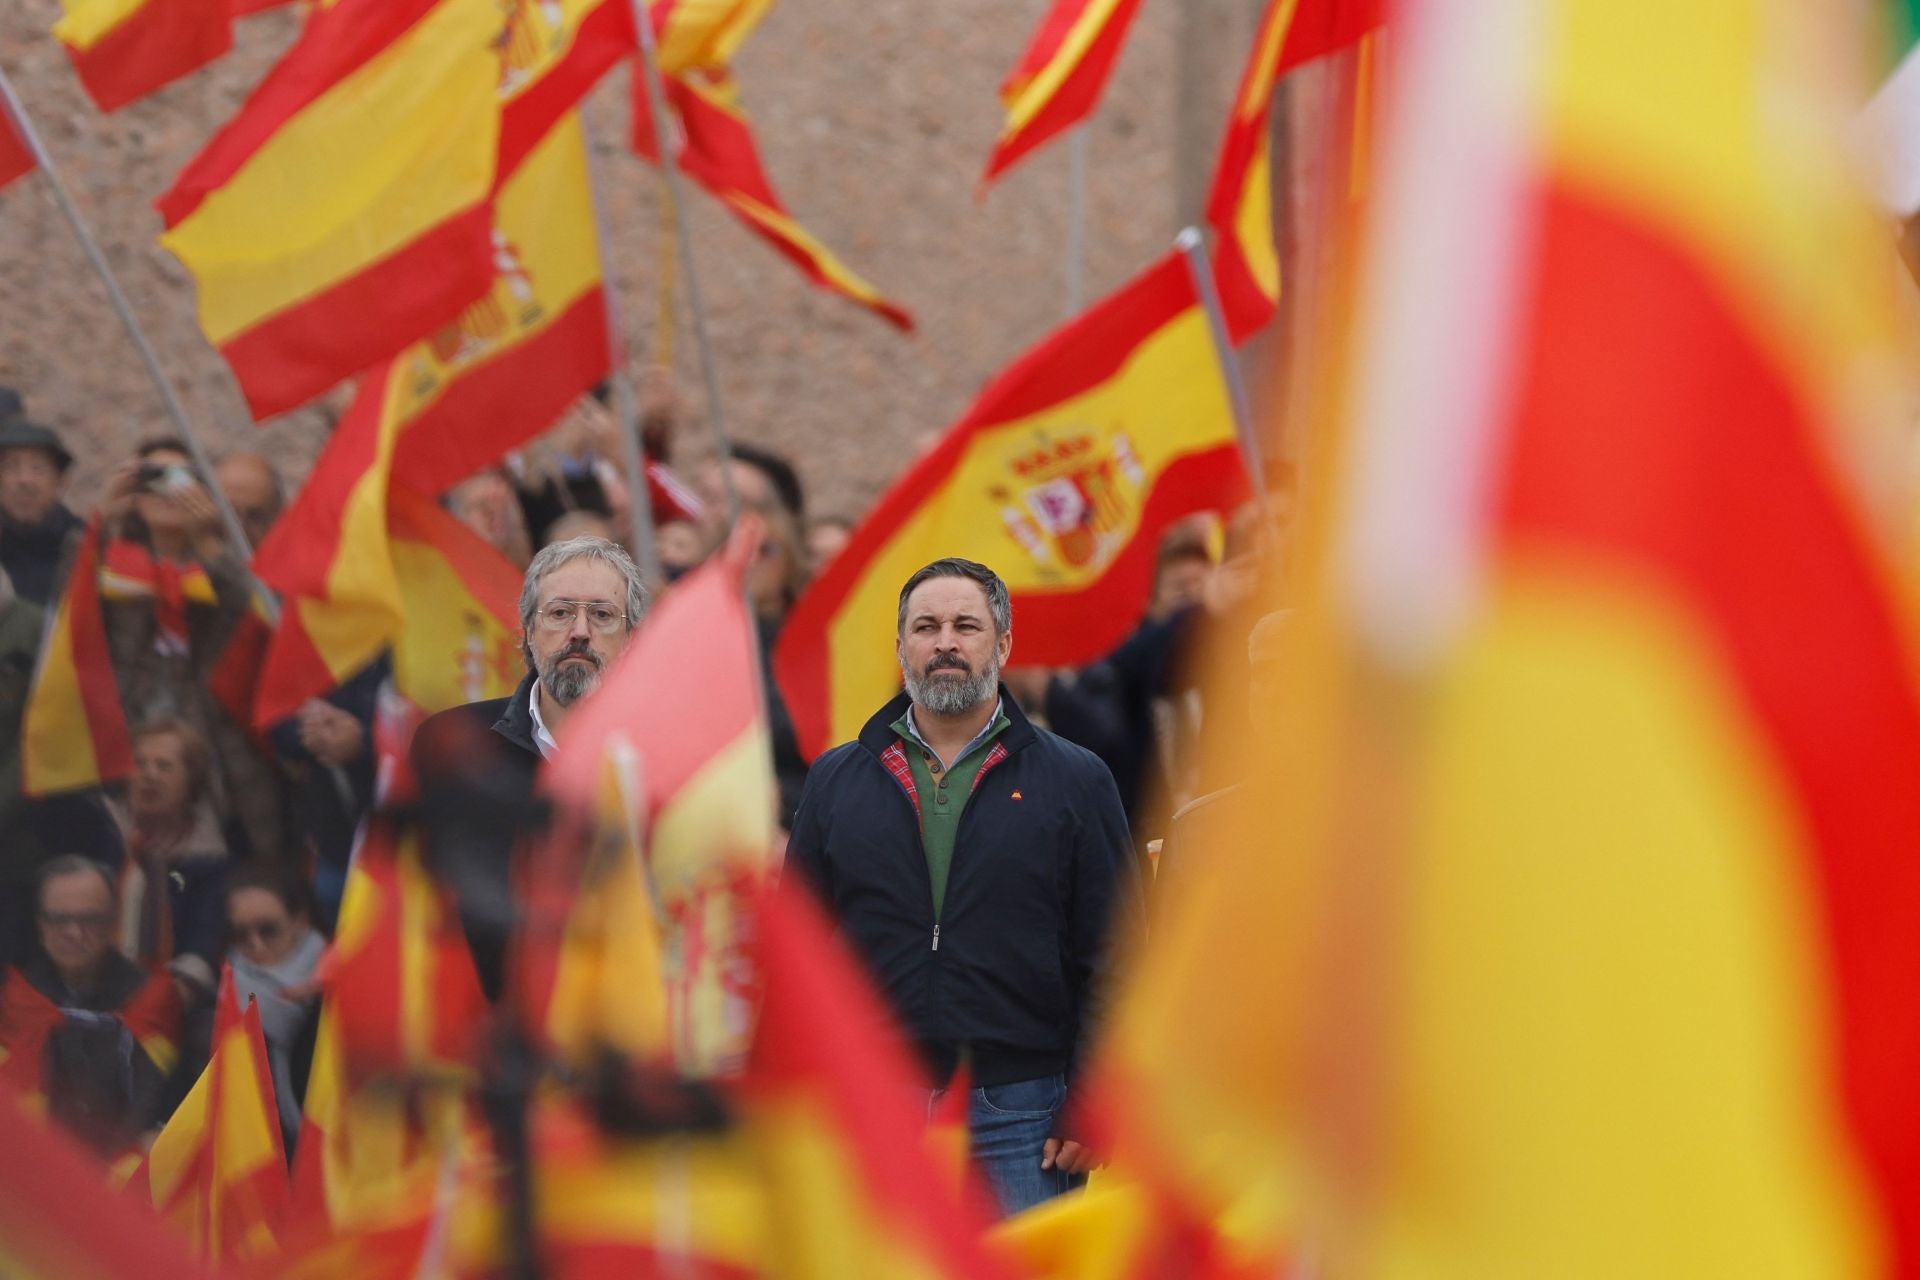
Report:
997,627,1013,667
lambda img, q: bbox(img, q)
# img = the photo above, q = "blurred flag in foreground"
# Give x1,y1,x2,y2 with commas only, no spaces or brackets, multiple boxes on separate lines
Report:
21,521,130,797
0,1077,205,1280
775,249,1249,758
544,520,776,1073
1092,0,1920,1276
157,0,506,420
981,0,1145,186
137,969,289,1263
1205,0,1384,342
53,0,231,112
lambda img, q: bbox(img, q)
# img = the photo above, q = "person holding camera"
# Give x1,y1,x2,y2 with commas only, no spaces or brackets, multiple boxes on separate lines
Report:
97,438,289,863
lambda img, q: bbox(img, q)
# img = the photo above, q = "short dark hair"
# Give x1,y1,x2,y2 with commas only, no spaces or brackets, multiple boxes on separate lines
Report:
730,443,805,520
37,854,116,907
225,864,310,922
135,436,191,462
896,558,1011,636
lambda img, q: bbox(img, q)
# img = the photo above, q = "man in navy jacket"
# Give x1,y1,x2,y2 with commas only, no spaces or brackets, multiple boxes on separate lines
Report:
785,557,1141,1216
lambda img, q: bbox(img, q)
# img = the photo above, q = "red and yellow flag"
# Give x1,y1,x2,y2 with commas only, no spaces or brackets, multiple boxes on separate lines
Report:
775,249,1249,757
21,521,131,797
252,114,603,724
1097,0,1920,1274
385,487,526,718
1205,0,1384,342
53,0,232,113
544,521,776,1074
141,969,290,1263
736,880,1013,1280
156,0,506,420
0,112,31,191
652,0,775,73
981,0,1145,186
0,1078,208,1280
632,67,913,330
322,822,488,1088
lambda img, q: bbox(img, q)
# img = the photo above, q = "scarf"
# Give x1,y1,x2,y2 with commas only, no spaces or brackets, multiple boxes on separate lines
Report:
99,538,216,654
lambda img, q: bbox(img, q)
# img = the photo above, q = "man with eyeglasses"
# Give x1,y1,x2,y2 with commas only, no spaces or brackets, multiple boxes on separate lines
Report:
413,535,648,997
0,856,181,1153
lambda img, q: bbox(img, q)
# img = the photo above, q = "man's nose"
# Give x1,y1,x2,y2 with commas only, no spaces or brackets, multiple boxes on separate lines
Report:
567,612,594,639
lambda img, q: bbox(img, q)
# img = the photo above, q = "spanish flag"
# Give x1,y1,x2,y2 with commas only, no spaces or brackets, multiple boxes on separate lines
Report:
653,0,775,73
775,249,1249,758
544,520,776,1075
53,0,232,113
981,0,1146,187
156,0,506,421
20,521,131,797
385,488,527,718
0,113,31,191
634,67,914,331
140,969,290,1263
252,114,604,725
0,1078,208,1280
1100,0,1920,1274
1205,0,1384,343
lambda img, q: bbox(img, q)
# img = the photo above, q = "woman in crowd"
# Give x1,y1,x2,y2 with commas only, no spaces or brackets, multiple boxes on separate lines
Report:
223,866,324,1150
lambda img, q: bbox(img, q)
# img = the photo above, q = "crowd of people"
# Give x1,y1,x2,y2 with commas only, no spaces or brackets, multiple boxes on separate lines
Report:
0,377,1283,1211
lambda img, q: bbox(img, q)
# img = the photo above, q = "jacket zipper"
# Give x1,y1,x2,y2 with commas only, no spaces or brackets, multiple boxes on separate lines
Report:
931,924,940,951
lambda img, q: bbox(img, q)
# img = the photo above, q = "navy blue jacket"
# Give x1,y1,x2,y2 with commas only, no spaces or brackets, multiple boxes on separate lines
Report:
785,688,1140,1090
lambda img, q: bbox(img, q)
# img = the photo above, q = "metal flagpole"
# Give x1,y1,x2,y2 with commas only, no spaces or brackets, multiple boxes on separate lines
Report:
1174,226,1264,486
1066,126,1088,316
0,66,272,603
624,0,742,530
581,127,665,585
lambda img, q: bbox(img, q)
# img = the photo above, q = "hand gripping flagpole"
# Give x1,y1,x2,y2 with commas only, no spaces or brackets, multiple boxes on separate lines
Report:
624,0,743,531
582,130,666,585
1175,225,1265,488
0,66,274,614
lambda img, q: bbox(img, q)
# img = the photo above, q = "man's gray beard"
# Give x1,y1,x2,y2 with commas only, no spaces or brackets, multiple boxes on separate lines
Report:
538,647,605,707
901,654,999,716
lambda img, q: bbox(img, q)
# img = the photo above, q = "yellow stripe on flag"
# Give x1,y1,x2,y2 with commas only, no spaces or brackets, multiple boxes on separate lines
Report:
159,0,502,344
1000,0,1129,133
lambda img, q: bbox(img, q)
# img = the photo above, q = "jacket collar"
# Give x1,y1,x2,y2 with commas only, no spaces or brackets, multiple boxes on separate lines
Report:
491,670,543,758
858,683,1038,759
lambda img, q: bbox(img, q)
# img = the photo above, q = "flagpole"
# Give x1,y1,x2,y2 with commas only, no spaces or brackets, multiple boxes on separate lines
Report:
625,0,743,530
582,130,665,585
1175,226,1264,486
0,67,271,598
1066,126,1088,316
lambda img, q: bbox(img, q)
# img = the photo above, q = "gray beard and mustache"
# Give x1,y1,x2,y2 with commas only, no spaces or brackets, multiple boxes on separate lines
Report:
537,639,607,707
901,649,999,715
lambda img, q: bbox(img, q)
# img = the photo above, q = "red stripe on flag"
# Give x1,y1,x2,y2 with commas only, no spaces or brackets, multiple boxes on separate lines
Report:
1496,182,1920,1267
386,485,524,633
0,112,31,191
497,1,634,181
386,285,611,498
61,0,232,113
981,0,1147,186
1275,0,1385,76
252,602,346,730
217,204,495,420
156,0,445,227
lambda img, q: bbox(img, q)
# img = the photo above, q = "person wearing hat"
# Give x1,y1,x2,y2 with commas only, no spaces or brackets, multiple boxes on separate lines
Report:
0,419,82,608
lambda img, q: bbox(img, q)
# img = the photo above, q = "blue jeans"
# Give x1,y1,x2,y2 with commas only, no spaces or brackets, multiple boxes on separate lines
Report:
925,1073,1083,1217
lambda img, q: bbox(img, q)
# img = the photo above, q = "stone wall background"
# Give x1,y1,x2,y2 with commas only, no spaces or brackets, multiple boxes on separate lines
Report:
0,0,1257,523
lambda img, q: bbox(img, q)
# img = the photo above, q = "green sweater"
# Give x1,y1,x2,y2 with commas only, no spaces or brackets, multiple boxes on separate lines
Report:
890,704,1010,919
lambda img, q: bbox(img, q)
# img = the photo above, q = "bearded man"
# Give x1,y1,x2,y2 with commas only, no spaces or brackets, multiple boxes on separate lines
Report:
785,557,1140,1218
412,535,647,997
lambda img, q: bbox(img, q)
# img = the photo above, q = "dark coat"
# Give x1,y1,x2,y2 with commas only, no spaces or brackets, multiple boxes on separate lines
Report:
0,502,82,606
784,687,1141,1091
411,671,546,1000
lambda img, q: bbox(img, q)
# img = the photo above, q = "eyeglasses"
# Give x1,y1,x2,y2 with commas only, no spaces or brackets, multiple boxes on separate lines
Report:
40,910,113,933
535,600,629,633
230,919,285,944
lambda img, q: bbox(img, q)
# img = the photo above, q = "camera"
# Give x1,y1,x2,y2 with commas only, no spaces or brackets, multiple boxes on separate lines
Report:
135,462,196,495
